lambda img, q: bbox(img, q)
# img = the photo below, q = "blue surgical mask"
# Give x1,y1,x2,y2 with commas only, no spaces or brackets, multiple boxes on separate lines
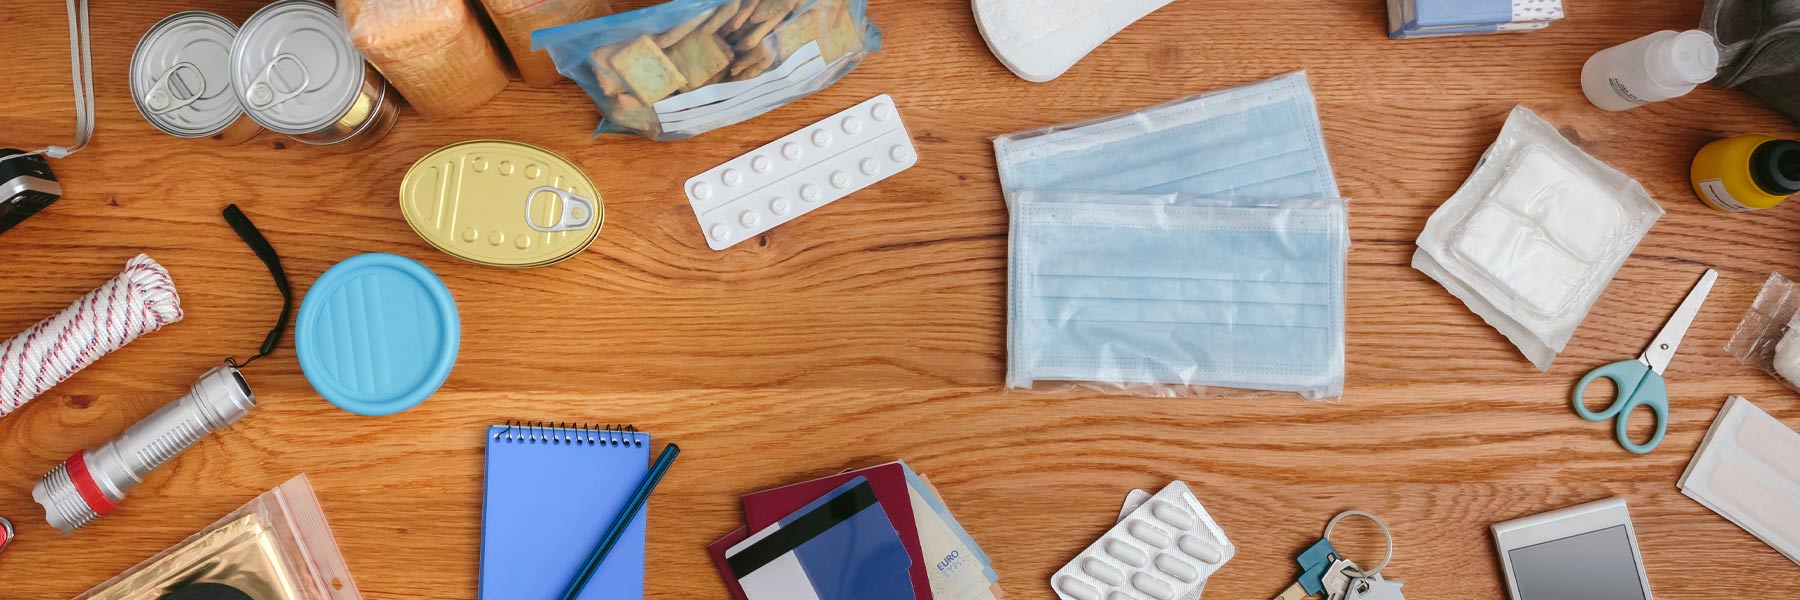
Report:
996,72,1347,399
993,71,1339,202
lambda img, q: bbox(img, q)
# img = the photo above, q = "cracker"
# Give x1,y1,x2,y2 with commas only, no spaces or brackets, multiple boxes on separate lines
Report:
667,32,733,93
748,0,802,24
607,36,687,102
699,0,741,33
772,4,826,60
588,44,627,96
730,45,776,77
653,7,718,48
730,15,782,51
816,0,861,62
726,0,759,31
606,92,658,131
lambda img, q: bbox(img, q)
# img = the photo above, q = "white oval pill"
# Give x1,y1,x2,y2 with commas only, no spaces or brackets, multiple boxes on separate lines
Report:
739,211,759,227
1056,577,1101,600
1132,573,1176,600
811,129,831,147
1082,558,1124,586
1151,502,1196,530
1104,539,1148,567
1155,554,1199,583
1128,521,1173,548
871,102,892,121
722,169,742,186
709,224,729,240
800,184,820,201
1177,535,1223,564
842,116,862,134
889,144,911,162
751,156,772,173
860,158,879,175
769,198,790,215
781,142,801,160
691,182,712,199
830,171,850,189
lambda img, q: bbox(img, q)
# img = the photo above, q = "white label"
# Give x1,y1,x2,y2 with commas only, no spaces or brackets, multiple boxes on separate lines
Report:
1698,178,1754,212
684,95,918,251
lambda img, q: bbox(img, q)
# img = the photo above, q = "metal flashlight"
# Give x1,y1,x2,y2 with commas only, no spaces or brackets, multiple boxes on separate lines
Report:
33,362,255,532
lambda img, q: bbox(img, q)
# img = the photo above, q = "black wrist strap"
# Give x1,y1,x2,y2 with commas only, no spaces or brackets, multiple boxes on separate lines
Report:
223,204,292,369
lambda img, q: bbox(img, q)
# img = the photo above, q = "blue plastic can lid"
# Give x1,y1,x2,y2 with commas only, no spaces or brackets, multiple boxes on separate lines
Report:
297,253,459,416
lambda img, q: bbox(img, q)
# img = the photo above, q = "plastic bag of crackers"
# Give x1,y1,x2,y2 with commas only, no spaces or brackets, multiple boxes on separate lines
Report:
534,0,881,140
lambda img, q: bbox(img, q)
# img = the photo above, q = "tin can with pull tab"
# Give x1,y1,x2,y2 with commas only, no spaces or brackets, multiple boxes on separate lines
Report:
130,11,262,145
230,0,397,151
400,140,604,268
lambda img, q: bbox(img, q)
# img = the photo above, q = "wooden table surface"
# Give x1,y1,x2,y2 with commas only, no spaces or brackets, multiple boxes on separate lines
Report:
4,0,1799,598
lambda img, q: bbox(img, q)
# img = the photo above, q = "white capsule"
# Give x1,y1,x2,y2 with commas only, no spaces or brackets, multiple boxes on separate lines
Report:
1082,558,1125,586
1151,502,1195,530
1104,539,1149,567
1056,577,1101,600
1128,520,1173,548
1155,554,1200,583
1177,535,1223,564
1132,573,1176,600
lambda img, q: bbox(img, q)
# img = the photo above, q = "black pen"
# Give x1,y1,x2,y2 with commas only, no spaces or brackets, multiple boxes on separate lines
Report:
558,443,680,600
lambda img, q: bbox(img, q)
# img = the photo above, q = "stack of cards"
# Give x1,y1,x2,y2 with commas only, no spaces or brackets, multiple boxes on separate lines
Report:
711,461,1004,600
1386,0,1564,39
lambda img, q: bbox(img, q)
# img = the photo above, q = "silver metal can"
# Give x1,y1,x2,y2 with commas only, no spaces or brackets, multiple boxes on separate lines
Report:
130,11,261,144
230,0,397,152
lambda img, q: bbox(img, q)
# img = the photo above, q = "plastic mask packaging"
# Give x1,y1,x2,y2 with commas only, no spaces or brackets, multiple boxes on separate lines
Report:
993,71,1339,202
1678,396,1800,567
1725,273,1800,391
1414,106,1662,371
533,0,882,140
1007,191,1348,400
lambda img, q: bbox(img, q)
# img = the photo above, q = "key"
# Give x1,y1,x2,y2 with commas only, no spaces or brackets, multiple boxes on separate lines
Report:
1272,538,1339,600
1346,577,1404,600
1319,558,1364,600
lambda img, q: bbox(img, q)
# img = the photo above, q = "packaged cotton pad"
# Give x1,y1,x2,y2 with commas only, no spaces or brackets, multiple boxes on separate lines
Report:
1415,106,1663,370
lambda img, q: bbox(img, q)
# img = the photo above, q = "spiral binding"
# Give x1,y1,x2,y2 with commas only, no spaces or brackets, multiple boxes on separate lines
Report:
492,420,643,446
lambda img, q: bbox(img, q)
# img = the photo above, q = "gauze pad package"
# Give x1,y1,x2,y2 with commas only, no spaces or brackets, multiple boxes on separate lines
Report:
1052,481,1233,600
1725,273,1800,391
972,0,1173,83
1007,190,1349,400
1678,396,1800,567
1414,106,1663,370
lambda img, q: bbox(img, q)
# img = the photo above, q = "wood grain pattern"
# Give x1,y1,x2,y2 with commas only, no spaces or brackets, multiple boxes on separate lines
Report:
3,0,1799,598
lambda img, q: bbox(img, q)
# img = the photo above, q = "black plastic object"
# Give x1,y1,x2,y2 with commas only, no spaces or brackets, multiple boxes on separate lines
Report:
160,582,254,600
0,149,62,235
1751,139,1800,195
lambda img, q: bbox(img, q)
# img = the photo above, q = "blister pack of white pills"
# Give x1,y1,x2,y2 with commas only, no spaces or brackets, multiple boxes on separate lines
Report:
685,94,918,251
1053,481,1234,600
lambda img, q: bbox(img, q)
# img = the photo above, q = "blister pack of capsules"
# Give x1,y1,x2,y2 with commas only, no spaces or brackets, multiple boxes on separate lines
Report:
1052,481,1233,600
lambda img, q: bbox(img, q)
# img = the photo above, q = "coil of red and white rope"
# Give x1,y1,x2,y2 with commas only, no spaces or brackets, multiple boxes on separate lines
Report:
0,254,182,417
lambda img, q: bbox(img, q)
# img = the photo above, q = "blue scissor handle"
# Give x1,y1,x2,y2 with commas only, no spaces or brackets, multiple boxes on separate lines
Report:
1572,360,1669,454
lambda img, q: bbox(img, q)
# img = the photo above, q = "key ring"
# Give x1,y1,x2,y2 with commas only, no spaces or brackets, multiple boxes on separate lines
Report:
1323,509,1393,578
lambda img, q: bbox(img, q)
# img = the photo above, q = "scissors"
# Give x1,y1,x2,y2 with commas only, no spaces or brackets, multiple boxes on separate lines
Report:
1572,269,1717,454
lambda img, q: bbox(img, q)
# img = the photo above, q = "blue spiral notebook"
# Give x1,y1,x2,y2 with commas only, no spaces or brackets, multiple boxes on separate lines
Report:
480,423,650,600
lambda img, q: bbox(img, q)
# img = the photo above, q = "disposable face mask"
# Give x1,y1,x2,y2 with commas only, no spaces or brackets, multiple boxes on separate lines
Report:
1414,105,1661,370
1704,0,1800,123
1678,396,1800,567
1007,190,1348,400
992,71,1339,203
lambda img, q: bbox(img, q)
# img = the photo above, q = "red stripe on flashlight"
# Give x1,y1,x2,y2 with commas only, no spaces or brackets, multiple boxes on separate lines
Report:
66,452,117,515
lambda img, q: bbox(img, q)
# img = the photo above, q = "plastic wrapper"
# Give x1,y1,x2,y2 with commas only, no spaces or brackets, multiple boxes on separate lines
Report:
1726,273,1800,392
341,0,510,120
479,0,615,87
1006,190,1349,400
73,474,361,600
533,0,882,140
1414,105,1662,371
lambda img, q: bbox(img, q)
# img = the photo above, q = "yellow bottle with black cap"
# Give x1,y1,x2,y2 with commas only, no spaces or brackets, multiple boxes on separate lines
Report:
1691,134,1800,212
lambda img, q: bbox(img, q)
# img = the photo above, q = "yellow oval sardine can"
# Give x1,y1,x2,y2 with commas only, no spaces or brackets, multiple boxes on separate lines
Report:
401,140,603,268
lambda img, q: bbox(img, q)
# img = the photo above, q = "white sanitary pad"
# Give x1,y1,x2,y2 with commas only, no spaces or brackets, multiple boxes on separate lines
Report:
1414,106,1662,370
972,0,1174,82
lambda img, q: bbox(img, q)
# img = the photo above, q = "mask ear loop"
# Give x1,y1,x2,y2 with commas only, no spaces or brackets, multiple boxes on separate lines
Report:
1,0,93,165
1323,509,1394,579
221,205,293,370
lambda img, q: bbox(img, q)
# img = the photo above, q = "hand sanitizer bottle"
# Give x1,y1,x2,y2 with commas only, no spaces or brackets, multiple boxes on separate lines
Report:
1581,30,1720,111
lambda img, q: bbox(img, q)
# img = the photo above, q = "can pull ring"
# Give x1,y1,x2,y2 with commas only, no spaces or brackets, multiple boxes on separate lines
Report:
246,53,309,111
145,62,205,114
524,186,597,233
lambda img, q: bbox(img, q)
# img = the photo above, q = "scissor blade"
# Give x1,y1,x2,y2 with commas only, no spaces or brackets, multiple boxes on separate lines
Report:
1642,268,1718,373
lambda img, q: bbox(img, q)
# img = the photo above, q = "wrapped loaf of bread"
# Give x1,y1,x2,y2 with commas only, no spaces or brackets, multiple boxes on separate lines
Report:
341,0,511,120
480,0,615,87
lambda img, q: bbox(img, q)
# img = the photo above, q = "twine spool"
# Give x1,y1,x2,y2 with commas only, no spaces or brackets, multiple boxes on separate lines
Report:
0,254,183,417
480,0,614,88
341,0,511,120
